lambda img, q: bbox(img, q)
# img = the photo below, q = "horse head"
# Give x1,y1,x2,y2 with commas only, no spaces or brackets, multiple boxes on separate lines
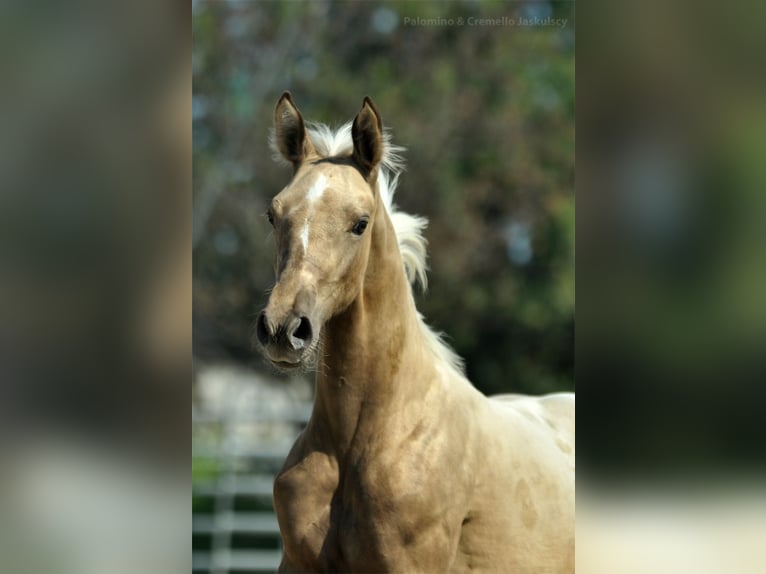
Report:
255,93,385,371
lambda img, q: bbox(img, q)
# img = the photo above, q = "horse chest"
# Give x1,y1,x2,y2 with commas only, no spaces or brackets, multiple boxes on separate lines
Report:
275,452,433,571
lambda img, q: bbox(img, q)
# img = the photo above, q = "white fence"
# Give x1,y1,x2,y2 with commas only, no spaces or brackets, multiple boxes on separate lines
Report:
192,363,312,573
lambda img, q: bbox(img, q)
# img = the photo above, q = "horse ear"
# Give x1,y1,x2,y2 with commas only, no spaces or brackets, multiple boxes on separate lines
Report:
273,92,315,167
352,96,383,177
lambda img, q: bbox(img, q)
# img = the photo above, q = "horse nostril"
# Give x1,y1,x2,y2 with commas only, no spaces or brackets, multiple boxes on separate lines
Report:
289,316,312,349
255,312,271,346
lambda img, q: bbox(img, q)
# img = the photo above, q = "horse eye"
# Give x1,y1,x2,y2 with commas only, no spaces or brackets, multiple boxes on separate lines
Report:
352,218,369,235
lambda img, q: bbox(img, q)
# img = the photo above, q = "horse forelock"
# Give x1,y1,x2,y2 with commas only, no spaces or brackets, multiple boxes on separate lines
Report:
269,120,464,375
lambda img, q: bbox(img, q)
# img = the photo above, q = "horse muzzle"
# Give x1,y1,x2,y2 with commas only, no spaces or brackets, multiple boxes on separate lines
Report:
254,311,314,369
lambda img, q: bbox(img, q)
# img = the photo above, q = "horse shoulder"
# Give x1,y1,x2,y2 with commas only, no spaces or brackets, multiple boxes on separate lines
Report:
340,394,479,570
273,433,340,571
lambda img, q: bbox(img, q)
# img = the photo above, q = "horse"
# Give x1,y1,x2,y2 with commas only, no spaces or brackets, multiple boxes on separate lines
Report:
255,92,575,573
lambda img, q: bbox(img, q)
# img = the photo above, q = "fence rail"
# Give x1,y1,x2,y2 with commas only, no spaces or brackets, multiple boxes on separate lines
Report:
193,367,311,574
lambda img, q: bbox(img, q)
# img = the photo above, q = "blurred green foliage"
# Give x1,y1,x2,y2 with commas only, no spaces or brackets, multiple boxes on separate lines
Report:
193,0,574,396
577,1,766,475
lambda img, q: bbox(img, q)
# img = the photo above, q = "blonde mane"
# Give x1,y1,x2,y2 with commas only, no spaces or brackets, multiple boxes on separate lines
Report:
271,121,464,374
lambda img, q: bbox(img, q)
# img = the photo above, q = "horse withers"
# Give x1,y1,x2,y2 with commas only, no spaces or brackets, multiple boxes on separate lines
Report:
255,92,575,573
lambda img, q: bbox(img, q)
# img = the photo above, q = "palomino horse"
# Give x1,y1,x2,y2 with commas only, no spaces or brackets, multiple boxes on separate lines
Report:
255,92,575,573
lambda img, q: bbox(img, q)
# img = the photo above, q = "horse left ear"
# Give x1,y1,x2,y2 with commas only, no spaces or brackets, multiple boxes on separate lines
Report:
352,96,383,178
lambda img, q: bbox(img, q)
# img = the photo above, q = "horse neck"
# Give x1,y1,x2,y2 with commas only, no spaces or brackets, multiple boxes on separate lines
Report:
314,189,433,449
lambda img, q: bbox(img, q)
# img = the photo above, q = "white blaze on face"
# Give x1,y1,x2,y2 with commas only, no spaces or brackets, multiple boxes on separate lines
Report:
300,223,310,252
301,174,328,252
306,173,328,204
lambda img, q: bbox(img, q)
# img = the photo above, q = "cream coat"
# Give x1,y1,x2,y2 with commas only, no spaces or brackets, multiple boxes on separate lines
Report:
258,93,575,573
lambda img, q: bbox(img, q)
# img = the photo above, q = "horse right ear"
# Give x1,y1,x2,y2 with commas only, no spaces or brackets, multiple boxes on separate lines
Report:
273,92,315,168
352,96,384,178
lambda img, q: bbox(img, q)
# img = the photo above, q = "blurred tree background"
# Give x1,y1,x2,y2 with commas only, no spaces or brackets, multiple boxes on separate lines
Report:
193,0,574,396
